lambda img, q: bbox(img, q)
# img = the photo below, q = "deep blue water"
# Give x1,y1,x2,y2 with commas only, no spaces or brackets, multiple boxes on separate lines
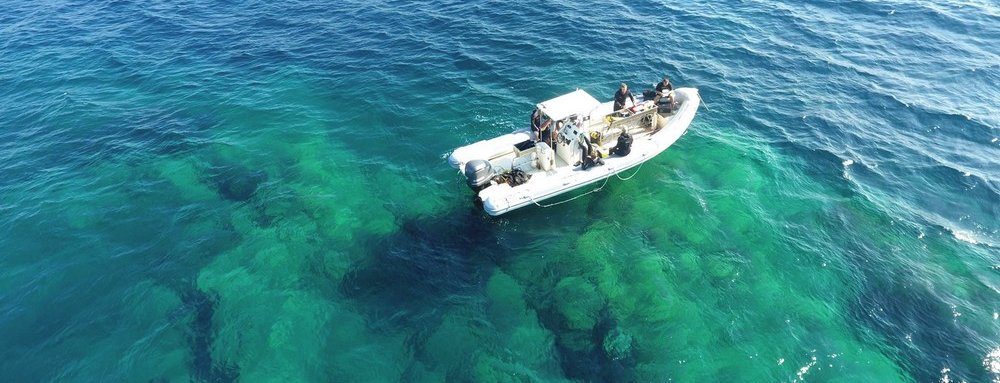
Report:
1,0,998,382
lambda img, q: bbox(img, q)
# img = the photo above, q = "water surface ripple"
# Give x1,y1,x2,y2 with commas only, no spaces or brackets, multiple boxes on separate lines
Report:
1,0,998,382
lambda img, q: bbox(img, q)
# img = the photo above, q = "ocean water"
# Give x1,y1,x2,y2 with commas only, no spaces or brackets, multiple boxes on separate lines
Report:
1,0,998,381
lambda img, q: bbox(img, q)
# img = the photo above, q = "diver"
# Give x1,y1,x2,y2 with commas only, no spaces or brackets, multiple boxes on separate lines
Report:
530,108,553,143
613,83,636,116
578,131,605,170
609,128,632,157
652,75,675,111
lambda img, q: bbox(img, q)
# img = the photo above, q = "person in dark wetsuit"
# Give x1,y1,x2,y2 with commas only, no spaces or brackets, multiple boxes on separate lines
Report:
578,131,605,170
613,83,636,116
653,76,674,107
530,108,552,143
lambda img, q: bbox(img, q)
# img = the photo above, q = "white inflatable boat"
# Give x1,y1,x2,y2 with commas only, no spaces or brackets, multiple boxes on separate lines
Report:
448,87,700,216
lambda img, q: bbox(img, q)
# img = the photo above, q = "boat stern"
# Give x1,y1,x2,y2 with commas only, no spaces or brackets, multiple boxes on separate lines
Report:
478,184,513,216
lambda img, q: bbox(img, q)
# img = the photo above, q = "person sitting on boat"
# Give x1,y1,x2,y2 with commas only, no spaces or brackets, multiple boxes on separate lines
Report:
578,131,605,170
530,108,553,143
613,83,636,116
653,75,674,108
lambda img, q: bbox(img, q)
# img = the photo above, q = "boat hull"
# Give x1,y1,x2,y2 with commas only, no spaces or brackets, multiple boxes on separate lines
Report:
450,88,700,216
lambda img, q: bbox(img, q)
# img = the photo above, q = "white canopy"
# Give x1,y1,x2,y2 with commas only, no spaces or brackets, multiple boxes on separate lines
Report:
536,89,602,121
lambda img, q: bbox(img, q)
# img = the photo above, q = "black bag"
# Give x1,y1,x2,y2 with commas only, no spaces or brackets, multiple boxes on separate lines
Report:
497,169,531,186
514,139,535,151
642,89,657,100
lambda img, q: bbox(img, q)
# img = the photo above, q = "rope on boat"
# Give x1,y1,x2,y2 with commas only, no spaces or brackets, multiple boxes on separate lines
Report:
528,161,647,208
528,169,613,208
698,91,710,112
615,160,646,181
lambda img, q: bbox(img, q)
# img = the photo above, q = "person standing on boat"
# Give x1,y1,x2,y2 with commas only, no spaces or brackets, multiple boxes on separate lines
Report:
653,75,674,108
613,83,636,116
531,108,552,143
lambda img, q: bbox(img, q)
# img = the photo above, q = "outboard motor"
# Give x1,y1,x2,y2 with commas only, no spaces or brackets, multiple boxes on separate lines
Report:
464,159,495,192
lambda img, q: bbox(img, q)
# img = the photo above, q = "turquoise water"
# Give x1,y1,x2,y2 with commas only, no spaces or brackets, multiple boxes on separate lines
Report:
1,0,998,381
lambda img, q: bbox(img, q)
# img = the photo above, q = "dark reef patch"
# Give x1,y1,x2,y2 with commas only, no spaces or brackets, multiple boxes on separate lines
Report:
180,288,240,383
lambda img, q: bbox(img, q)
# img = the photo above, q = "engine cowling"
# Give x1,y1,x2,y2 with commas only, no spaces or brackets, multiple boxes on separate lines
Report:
463,159,495,192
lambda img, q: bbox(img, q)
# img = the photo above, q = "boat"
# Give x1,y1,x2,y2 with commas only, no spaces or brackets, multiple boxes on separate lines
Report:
448,86,700,215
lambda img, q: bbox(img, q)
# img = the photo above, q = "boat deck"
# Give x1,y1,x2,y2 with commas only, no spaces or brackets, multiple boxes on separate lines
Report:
453,87,699,216
489,108,676,178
